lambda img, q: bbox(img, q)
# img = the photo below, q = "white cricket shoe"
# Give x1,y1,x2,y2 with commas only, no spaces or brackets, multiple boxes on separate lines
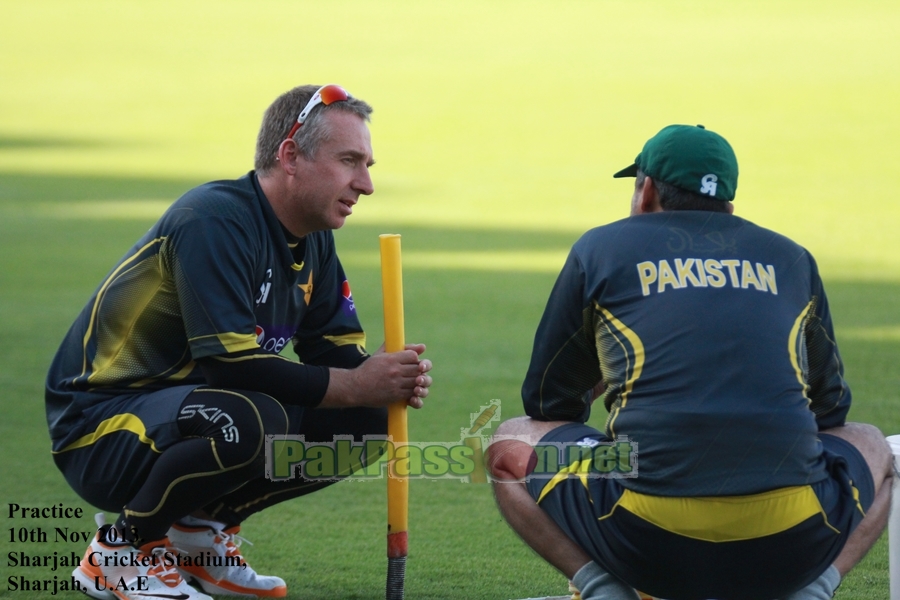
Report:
167,523,287,598
73,514,213,600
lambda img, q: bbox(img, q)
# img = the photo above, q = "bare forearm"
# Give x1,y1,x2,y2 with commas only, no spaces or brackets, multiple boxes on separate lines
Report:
319,368,359,408
320,345,433,409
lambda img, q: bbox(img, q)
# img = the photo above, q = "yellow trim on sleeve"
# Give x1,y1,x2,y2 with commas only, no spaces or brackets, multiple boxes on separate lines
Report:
53,413,160,454
166,360,197,381
189,332,259,353
323,332,367,347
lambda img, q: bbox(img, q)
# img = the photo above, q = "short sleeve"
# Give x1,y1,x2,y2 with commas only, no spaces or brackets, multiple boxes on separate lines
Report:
162,215,260,359
522,248,600,422
292,235,367,366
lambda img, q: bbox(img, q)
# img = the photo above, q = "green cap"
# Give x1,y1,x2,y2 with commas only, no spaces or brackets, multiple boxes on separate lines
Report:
613,124,738,201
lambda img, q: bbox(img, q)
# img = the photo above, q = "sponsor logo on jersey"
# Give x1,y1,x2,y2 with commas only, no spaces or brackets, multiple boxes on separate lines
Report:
254,324,291,353
341,279,356,316
255,269,273,305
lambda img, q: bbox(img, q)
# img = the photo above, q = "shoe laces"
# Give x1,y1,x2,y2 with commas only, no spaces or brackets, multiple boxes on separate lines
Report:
215,530,251,565
146,547,183,588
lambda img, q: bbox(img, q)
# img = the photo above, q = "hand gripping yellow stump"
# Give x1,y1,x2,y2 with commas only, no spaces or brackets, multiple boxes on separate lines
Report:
380,234,408,600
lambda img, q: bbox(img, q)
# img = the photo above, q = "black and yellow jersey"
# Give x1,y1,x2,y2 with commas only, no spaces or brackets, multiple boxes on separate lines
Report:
46,172,366,450
522,211,850,497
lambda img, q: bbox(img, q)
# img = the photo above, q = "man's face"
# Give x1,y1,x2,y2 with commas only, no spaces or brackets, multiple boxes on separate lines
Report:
629,178,644,216
287,110,374,236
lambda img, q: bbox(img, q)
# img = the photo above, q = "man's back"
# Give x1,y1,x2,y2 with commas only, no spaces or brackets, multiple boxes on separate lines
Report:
523,211,850,496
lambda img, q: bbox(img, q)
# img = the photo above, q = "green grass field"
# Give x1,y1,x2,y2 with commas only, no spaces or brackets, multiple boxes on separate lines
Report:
1,2,898,598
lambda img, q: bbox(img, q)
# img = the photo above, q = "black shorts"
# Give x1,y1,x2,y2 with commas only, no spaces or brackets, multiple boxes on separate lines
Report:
526,423,874,600
51,385,305,512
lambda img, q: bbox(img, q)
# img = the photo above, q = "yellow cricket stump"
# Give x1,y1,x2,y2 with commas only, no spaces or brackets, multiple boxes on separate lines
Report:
380,234,408,600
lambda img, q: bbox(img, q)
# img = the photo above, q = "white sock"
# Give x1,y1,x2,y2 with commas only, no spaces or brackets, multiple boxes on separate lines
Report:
175,515,227,530
783,566,841,600
572,561,640,600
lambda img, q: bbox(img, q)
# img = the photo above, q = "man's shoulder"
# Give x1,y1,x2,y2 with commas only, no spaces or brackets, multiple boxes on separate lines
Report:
150,174,263,237
576,212,807,252
171,174,257,217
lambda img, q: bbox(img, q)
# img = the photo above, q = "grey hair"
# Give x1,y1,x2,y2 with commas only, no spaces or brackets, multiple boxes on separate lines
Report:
636,170,730,213
254,85,373,174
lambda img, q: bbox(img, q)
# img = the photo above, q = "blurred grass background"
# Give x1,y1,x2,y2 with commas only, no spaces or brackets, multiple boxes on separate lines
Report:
1,1,898,598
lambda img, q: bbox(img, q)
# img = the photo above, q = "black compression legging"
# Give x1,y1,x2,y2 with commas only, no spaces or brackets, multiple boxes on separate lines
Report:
115,389,386,546
202,402,388,526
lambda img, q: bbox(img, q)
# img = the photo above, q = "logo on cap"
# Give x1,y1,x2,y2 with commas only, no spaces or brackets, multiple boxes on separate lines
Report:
612,125,738,201
700,174,718,197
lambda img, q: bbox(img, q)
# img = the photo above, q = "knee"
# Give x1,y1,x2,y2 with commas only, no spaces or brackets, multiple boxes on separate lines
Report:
179,389,288,467
486,436,536,481
247,392,290,437
851,423,893,475
494,416,532,438
824,422,895,480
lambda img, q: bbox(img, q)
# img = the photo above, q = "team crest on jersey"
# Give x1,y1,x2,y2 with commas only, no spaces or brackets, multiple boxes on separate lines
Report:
341,279,356,316
298,271,314,306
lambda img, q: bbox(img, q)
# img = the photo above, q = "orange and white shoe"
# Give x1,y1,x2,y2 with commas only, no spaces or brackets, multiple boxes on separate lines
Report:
73,514,212,600
167,523,287,598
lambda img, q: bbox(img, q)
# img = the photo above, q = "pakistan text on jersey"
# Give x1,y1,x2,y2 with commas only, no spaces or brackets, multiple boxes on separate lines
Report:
636,258,777,297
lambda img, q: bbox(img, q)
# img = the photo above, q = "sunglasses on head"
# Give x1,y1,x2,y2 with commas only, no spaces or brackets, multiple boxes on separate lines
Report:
285,84,351,140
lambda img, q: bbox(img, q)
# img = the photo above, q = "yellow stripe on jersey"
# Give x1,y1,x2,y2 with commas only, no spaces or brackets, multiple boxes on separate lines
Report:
127,359,199,388
88,257,167,386
593,303,645,437
81,237,167,379
53,413,160,454
188,332,260,354
166,360,196,381
323,332,367,347
788,301,814,402
614,485,838,542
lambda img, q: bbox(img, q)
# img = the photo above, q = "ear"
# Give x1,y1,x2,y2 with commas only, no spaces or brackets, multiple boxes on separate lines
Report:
275,139,301,175
725,201,735,214
638,176,663,213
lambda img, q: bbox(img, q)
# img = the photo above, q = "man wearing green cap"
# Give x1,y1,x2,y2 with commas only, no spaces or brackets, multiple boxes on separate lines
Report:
488,125,894,600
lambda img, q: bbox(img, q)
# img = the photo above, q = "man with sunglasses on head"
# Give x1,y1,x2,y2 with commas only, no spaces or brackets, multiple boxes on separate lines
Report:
46,85,433,599
487,125,893,600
